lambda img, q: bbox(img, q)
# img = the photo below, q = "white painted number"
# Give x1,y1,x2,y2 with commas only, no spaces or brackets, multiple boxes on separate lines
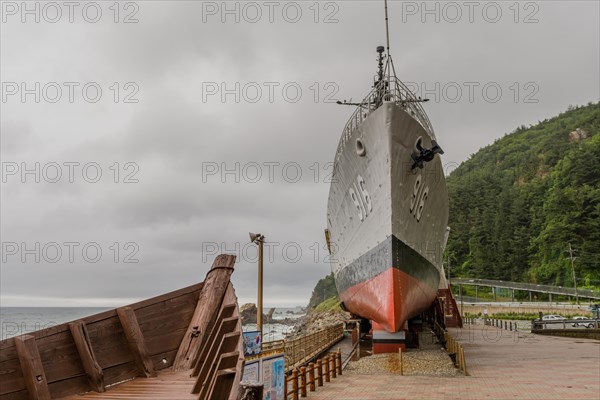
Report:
349,174,372,221
410,174,428,222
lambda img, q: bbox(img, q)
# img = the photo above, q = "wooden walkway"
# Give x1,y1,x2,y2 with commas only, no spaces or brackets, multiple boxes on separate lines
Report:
64,371,197,399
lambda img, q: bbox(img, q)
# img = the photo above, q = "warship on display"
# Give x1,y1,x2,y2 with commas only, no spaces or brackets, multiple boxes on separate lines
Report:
326,1,449,351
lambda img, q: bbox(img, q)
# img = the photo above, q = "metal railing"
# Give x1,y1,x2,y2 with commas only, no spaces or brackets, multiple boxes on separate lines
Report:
531,318,600,330
335,76,436,164
451,278,600,300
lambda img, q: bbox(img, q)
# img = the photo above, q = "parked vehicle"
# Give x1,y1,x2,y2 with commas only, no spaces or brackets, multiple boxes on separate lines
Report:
541,315,565,321
572,316,595,328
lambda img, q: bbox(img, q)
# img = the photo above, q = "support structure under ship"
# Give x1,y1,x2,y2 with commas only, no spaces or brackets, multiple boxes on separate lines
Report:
326,46,449,351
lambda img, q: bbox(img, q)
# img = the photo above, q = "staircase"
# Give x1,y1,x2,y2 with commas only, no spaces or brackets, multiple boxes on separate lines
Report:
438,285,463,328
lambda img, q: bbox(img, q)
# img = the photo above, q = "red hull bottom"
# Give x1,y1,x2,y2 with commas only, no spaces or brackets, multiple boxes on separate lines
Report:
339,267,437,332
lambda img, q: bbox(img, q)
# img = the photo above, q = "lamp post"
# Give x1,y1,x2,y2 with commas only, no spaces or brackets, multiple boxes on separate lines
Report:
250,232,265,334
568,243,579,305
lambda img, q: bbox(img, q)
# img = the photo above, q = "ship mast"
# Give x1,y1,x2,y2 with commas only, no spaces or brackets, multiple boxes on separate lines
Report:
384,0,391,54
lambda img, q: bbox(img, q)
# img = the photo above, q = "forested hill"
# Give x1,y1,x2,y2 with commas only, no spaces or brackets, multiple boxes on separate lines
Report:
447,102,600,290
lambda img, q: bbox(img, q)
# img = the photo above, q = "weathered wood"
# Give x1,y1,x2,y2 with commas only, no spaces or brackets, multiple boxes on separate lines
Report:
196,332,241,398
192,317,239,393
203,351,241,399
14,335,51,400
336,351,342,375
330,353,336,378
237,382,263,400
191,304,236,377
316,359,323,386
291,369,298,400
323,355,330,383
308,362,315,391
209,369,236,400
68,321,105,392
299,366,307,397
116,307,156,378
173,254,236,371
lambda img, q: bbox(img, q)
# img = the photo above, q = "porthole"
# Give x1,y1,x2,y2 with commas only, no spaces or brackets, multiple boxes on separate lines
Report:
356,138,366,157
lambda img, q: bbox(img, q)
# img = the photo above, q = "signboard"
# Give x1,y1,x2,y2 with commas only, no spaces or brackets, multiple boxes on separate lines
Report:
242,359,260,383
261,354,285,400
243,331,262,356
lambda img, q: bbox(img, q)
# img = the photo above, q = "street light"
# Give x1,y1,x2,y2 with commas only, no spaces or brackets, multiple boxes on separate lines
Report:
250,232,265,334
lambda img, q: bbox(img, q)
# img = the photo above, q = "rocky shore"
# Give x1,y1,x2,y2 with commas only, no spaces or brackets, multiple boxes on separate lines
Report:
287,309,351,338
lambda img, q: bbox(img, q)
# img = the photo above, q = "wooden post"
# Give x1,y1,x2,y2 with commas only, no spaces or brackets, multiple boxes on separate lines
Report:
14,335,51,400
316,359,323,386
330,353,337,378
308,363,315,391
117,306,156,377
460,347,468,375
173,254,236,371
399,348,403,376
291,369,298,400
336,351,342,375
323,355,330,382
69,321,105,392
237,382,264,400
299,367,307,397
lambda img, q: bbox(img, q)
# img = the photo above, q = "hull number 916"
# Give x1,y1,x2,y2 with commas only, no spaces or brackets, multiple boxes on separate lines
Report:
349,175,372,221
410,174,428,222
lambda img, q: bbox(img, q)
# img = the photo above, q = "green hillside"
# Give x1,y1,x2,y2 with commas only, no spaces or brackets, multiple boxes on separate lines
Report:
447,102,600,290
307,273,338,309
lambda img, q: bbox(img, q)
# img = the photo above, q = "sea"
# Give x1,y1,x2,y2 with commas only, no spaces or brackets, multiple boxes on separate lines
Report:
0,306,304,341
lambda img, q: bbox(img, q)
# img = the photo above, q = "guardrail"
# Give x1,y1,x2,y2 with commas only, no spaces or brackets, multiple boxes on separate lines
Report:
451,278,600,300
531,318,600,330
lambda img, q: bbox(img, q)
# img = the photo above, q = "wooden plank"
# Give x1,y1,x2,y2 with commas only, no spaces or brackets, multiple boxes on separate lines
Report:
208,369,236,400
190,304,236,377
0,283,204,399
202,350,241,397
191,318,239,394
116,307,156,378
173,254,236,371
69,321,105,392
0,357,25,395
196,332,241,398
14,335,51,400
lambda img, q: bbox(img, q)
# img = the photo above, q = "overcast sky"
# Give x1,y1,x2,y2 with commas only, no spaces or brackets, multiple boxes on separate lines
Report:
1,0,599,308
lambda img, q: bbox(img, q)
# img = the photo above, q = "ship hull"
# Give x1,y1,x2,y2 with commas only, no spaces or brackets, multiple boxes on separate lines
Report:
327,101,448,332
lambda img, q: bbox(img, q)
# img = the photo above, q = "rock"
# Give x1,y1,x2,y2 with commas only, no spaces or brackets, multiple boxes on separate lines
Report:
568,128,589,142
286,309,351,339
240,304,282,325
240,303,257,325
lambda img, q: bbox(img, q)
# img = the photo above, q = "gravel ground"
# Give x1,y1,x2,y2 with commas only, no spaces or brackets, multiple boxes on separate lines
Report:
345,331,460,377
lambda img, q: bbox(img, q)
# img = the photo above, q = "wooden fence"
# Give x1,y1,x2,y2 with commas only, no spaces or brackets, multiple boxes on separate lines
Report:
444,332,468,376
284,350,343,399
260,324,344,372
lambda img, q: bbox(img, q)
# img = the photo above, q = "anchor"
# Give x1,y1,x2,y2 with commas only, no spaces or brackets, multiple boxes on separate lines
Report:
411,139,444,170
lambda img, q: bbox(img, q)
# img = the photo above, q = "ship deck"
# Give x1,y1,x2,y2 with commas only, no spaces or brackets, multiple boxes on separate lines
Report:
63,371,197,399
307,324,600,399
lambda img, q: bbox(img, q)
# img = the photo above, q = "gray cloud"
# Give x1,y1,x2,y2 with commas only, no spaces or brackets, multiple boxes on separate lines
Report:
1,1,599,307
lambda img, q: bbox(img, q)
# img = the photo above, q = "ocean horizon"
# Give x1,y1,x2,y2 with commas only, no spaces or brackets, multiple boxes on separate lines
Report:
0,306,304,341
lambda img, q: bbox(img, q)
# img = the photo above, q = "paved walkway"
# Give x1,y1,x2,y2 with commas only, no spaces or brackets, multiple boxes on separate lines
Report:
308,324,600,399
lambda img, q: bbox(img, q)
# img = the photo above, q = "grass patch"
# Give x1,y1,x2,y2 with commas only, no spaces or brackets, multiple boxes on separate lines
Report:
314,296,342,312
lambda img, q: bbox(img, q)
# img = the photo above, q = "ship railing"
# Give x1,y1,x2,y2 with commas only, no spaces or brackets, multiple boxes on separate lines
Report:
335,77,436,163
